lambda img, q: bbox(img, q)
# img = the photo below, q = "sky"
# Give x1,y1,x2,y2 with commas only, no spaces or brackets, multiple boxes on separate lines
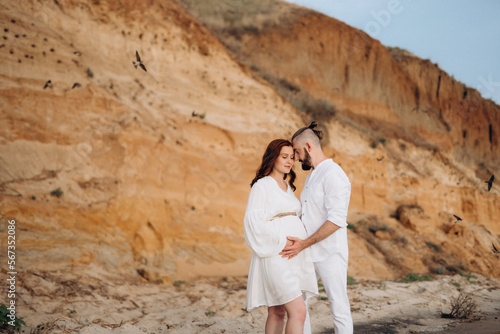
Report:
285,0,500,106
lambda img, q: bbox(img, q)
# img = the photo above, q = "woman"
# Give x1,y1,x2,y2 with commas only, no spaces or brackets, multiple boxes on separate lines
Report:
244,139,318,334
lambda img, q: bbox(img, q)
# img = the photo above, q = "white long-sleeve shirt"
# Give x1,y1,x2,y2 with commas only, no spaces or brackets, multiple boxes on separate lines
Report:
300,159,351,264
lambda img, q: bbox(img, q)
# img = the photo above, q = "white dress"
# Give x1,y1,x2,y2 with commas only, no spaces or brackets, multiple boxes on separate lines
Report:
243,176,318,311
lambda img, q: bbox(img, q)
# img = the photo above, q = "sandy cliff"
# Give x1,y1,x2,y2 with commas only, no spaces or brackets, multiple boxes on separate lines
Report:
179,0,500,278
0,0,304,281
0,0,499,283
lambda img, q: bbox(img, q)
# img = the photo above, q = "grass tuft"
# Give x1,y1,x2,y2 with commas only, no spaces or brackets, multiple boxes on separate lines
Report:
173,280,186,287
458,272,475,281
0,304,26,331
50,187,63,198
434,266,446,275
426,241,441,252
399,273,432,283
369,224,390,234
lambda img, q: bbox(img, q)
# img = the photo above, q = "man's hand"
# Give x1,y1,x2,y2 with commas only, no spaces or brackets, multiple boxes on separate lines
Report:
284,238,294,248
279,236,308,259
279,221,341,259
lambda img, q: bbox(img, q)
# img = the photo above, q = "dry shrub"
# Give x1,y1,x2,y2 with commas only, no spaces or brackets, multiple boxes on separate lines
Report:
255,68,337,121
441,292,481,321
176,0,296,34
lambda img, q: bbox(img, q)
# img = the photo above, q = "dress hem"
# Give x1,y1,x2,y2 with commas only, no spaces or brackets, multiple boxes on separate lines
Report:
246,289,318,312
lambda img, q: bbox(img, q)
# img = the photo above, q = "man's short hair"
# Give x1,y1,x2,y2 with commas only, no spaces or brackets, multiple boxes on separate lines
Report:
292,121,324,146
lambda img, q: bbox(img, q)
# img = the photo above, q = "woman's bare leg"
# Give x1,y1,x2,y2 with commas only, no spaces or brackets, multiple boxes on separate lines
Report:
265,305,286,334
284,296,307,334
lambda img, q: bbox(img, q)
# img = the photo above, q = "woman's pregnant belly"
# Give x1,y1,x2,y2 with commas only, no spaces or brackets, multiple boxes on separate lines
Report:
273,215,308,240
262,215,312,292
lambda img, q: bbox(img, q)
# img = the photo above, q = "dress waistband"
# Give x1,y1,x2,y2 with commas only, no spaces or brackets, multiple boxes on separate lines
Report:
270,212,297,220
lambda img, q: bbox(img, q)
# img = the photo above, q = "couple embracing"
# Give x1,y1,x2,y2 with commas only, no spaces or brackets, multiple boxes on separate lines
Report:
243,122,353,334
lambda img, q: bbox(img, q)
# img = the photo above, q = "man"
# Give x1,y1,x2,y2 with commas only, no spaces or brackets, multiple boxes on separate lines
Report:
280,121,353,334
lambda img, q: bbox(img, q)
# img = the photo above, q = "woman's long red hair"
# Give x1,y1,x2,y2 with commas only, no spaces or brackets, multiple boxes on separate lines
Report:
250,139,296,191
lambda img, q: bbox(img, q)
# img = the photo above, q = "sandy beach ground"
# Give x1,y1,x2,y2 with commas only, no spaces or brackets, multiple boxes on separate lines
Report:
7,264,500,333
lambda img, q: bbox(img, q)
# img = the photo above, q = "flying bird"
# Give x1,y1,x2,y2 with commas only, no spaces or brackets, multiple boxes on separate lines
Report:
133,50,147,72
485,174,494,191
493,243,499,254
377,156,384,163
453,215,462,223
72,82,81,89
73,51,81,56
43,80,52,89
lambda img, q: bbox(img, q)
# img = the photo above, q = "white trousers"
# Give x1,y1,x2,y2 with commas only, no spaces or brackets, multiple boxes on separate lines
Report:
303,254,353,334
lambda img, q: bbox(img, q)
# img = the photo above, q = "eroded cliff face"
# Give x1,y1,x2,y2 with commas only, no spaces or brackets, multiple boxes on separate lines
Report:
218,9,498,164
0,0,499,281
178,0,500,278
0,0,305,281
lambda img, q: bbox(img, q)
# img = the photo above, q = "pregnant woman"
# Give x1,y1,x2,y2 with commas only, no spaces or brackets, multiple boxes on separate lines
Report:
244,139,318,334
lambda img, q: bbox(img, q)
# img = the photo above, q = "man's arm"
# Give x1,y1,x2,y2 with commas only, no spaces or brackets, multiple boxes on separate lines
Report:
279,220,339,259
280,168,351,259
